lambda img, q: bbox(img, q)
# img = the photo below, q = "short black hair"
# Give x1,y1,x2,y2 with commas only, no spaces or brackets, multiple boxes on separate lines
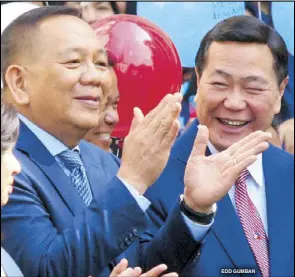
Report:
1,6,81,88
195,15,288,86
1,101,19,156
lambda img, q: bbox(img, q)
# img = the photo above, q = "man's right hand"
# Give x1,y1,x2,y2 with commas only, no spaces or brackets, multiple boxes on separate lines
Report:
117,93,182,195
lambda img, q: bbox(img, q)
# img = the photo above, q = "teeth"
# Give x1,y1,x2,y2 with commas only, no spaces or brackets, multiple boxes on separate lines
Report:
99,133,111,140
221,119,247,126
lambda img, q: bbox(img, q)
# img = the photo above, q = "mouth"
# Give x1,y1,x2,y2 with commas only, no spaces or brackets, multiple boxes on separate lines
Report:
217,118,250,128
97,132,112,142
74,96,100,108
8,184,14,194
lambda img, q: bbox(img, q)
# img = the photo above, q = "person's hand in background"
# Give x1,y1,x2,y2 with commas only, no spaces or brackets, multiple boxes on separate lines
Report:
109,259,178,277
278,118,294,154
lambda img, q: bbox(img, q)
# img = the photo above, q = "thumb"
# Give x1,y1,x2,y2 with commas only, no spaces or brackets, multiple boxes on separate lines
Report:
110,259,128,277
191,124,209,157
129,107,144,133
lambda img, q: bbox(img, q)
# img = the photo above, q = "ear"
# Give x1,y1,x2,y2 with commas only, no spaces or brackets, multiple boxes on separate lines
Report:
274,76,289,114
5,65,30,105
194,67,201,103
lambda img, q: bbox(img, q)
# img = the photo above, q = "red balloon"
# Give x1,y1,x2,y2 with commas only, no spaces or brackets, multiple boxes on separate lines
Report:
92,14,182,138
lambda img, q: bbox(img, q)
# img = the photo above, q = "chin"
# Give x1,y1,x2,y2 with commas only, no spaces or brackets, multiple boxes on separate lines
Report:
211,136,242,151
1,195,9,207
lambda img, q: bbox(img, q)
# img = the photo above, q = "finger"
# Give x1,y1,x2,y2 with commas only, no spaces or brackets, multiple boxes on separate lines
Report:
160,119,180,149
148,101,181,138
110,259,128,277
145,93,182,124
231,133,272,159
285,137,294,154
162,273,179,277
225,155,258,178
129,107,144,133
134,267,142,276
173,92,183,102
140,264,168,277
144,94,173,122
190,125,209,157
117,268,136,277
235,141,269,165
277,126,285,144
227,131,271,157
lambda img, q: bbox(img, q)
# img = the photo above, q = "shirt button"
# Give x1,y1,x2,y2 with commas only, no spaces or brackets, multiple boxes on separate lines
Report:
128,233,135,240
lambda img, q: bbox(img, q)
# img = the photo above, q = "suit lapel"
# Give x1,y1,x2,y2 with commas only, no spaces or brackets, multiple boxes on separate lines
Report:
79,143,103,198
16,122,85,216
263,146,294,276
213,196,260,275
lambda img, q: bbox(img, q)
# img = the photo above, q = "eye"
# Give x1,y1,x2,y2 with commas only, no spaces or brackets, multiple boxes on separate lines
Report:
63,60,81,67
95,61,108,67
113,100,119,109
67,59,80,64
212,82,227,88
246,87,263,93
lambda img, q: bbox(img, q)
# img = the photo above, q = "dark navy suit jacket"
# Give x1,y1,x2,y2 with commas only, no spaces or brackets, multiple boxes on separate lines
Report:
1,122,200,277
146,119,294,276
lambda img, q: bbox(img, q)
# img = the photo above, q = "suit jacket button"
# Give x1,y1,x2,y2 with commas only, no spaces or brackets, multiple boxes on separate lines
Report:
132,228,139,236
125,237,132,245
128,233,135,240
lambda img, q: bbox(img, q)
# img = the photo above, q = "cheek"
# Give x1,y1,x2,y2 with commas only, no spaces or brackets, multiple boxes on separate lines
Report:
247,96,275,126
196,89,224,117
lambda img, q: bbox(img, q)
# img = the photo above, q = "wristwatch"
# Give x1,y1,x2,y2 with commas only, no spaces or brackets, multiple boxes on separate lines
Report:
179,195,217,225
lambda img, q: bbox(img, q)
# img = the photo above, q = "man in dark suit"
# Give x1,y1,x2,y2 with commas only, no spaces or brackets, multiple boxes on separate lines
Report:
1,7,273,277
146,15,294,277
0,6,184,277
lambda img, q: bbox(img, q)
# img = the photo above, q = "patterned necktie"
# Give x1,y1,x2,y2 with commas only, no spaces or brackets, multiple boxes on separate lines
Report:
235,169,270,277
58,149,93,206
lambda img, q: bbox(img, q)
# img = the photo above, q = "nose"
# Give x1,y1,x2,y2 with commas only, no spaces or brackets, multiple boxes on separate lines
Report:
82,8,97,26
104,108,119,126
223,89,246,111
80,63,107,86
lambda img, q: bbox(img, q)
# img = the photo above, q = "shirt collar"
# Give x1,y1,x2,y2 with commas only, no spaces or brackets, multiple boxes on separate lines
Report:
206,131,264,188
18,114,80,156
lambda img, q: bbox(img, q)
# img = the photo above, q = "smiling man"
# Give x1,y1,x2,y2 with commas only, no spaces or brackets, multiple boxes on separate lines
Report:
145,15,294,277
0,6,185,277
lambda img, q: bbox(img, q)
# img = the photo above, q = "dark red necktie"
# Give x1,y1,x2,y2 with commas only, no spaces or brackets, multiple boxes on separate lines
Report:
235,169,270,277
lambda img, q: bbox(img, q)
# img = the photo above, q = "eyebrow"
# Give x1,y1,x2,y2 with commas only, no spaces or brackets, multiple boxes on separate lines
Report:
211,69,268,85
57,48,107,58
210,69,232,79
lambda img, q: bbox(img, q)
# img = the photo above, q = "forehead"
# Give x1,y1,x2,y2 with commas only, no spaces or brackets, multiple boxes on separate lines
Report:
36,15,104,55
204,41,275,77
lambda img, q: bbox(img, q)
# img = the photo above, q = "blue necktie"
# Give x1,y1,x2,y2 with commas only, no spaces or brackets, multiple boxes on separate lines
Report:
58,149,93,206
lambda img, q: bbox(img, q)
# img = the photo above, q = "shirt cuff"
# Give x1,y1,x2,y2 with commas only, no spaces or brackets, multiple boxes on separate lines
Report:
181,212,214,241
118,177,151,212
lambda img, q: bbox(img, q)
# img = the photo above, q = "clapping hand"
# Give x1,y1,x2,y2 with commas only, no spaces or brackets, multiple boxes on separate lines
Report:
118,93,182,195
